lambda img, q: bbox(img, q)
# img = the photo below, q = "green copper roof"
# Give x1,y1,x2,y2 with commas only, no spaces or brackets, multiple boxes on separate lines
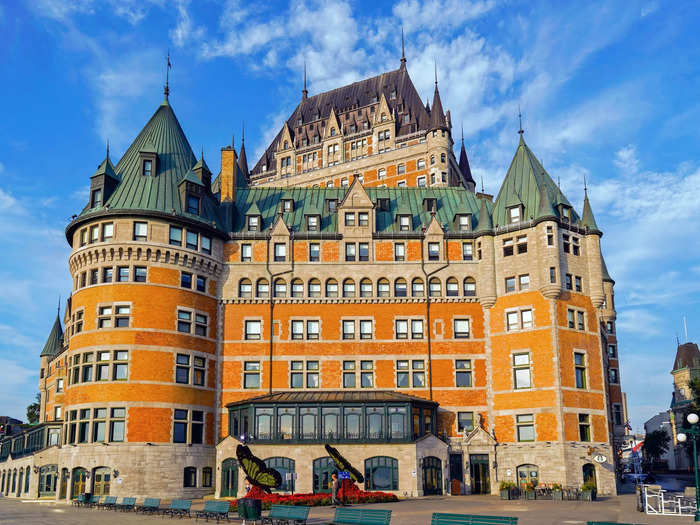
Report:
40,313,63,357
474,198,493,233
76,100,225,231
581,190,600,232
492,135,578,226
233,187,485,233
601,254,614,283
92,155,117,180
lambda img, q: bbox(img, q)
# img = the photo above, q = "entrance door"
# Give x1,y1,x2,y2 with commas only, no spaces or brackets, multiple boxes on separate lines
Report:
93,467,111,496
469,454,490,494
71,468,87,498
449,453,463,494
313,457,336,494
17,469,23,496
422,456,442,495
221,458,238,497
582,463,597,489
59,468,68,499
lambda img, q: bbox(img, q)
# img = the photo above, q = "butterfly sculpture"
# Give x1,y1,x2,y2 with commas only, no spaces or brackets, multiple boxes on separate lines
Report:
325,443,364,483
236,444,282,493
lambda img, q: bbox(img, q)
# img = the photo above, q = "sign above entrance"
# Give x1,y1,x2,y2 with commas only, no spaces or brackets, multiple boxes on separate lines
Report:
593,454,607,464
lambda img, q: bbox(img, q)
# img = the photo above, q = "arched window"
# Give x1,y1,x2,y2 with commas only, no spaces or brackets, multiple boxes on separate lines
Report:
377,278,390,298
582,463,597,489
440,153,446,163
360,278,373,297
463,277,476,297
308,278,321,298
429,278,442,297
16,469,21,495
412,278,424,297
239,278,252,298
291,278,304,298
446,277,459,297
256,278,269,298
283,140,289,149
394,278,407,297
183,466,197,488
364,456,398,491
202,467,213,487
343,279,356,298
326,279,338,298
517,464,539,488
1,470,5,493
274,278,287,298
265,457,295,492
38,465,57,497
24,466,30,494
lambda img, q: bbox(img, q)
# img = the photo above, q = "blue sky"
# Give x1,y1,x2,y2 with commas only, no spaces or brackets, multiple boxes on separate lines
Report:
0,0,698,432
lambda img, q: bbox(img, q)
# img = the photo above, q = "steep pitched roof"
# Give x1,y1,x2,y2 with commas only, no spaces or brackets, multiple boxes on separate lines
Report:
673,343,700,371
40,313,63,357
252,67,430,175
232,186,483,233
238,140,249,181
581,190,600,232
73,100,226,232
474,198,493,233
429,82,447,130
601,254,614,283
458,139,475,187
492,135,577,226
92,153,118,180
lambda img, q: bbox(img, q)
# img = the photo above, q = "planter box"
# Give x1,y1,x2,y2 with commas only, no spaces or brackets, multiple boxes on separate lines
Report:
525,490,536,500
552,490,563,501
581,489,597,501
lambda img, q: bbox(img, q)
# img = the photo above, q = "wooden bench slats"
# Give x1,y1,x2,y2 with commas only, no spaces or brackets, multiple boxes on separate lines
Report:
331,508,392,525
431,513,517,525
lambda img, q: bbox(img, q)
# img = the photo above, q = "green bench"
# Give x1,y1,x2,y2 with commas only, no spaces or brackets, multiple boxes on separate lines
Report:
329,508,392,525
431,513,518,525
72,494,86,507
262,504,311,525
115,497,136,511
84,495,101,508
162,499,192,519
137,498,161,513
97,496,117,509
195,500,231,522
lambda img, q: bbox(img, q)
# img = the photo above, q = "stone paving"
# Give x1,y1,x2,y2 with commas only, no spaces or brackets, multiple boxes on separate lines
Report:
0,493,693,524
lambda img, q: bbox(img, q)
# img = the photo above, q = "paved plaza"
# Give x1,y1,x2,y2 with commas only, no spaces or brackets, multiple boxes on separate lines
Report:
0,493,692,525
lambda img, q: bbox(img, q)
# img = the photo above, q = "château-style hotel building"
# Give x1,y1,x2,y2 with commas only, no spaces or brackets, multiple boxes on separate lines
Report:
0,54,625,501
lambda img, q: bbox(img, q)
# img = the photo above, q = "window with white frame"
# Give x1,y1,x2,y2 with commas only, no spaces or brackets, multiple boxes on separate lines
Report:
455,360,472,387
245,320,262,340
454,318,470,338
513,353,532,389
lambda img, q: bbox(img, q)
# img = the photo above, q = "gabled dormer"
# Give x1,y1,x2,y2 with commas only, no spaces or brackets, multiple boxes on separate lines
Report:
395,202,413,232
192,153,212,191
453,213,472,232
245,202,263,232
281,198,295,213
375,92,393,124
178,171,205,216
558,203,572,223
325,108,341,139
139,139,158,177
304,202,322,232
278,122,294,152
89,146,118,209
422,196,438,213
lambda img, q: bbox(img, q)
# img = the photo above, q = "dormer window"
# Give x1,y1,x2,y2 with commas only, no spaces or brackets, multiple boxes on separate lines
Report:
302,138,308,146
457,214,471,231
507,206,521,224
403,114,410,124
398,215,411,231
143,159,153,176
423,198,437,213
306,215,320,231
297,118,302,126
377,198,390,211
325,199,338,213
282,199,294,212
283,140,289,149
186,195,200,215
330,128,336,136
381,113,387,122
390,89,397,100
560,205,571,222
247,215,260,232
91,188,102,208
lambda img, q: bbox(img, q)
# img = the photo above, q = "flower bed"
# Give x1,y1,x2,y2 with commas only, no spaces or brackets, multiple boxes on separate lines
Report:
229,483,398,510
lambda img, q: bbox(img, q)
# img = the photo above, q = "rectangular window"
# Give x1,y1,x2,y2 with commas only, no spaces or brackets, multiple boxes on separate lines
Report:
274,243,286,262
613,404,623,425
503,238,514,256
394,242,405,261
396,360,409,388
608,344,617,358
345,243,356,262
90,269,98,285
565,273,573,290
513,353,532,389
412,360,425,388
186,231,198,250
550,266,556,283
194,314,207,336
519,274,530,290
103,267,113,283
609,368,619,384
577,311,585,330
516,414,535,442
345,213,355,227
176,354,190,384
307,320,319,339
521,309,533,329
411,319,424,339
455,360,472,387
395,319,408,339
173,409,188,443
90,225,99,243
572,237,580,256
506,311,518,331
169,226,182,246
117,266,129,282
177,310,192,333
241,243,252,262
342,320,355,339
578,414,591,441
453,317,470,338
360,320,372,339
505,276,516,293
196,275,206,293
134,266,147,283
244,361,261,388
563,234,570,253
247,216,259,231
508,207,521,223
290,361,303,388
428,242,439,261
306,215,319,231
399,215,410,231
358,242,369,261
516,235,527,254
567,309,575,328
133,221,147,241
291,320,304,340
457,412,474,433
575,352,587,388
186,195,199,214
110,408,126,442
343,361,356,388
358,212,369,227
245,320,262,340
462,242,473,261
102,222,113,241
575,275,582,292
361,360,374,388
201,236,211,255
547,225,554,246
309,243,320,262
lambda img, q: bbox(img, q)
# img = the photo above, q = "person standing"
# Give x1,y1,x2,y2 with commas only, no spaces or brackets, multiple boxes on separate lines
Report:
331,472,341,506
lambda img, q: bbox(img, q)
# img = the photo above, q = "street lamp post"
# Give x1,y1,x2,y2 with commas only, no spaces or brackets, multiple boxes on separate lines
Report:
677,412,700,521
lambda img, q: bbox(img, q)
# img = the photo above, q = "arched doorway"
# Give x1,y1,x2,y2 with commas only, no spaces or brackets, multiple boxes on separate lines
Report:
422,456,442,495
313,457,336,494
93,467,111,496
71,468,88,499
264,457,295,492
17,469,23,496
39,465,58,498
59,468,69,499
24,467,30,494
516,464,539,488
582,463,597,489
220,458,238,498
11,469,17,494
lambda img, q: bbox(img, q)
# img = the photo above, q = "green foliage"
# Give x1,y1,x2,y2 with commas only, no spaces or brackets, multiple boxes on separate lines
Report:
551,483,563,490
643,429,671,463
26,393,40,424
581,481,597,491
499,481,516,490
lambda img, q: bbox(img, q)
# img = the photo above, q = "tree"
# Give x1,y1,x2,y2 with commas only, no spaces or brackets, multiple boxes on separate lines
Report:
643,429,670,464
26,393,40,424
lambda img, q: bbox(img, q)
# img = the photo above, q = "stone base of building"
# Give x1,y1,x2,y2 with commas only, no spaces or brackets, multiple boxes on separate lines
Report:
0,443,215,501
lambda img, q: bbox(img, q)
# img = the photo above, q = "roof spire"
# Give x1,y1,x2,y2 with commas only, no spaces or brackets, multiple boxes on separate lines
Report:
400,27,406,69
106,140,110,159
481,176,484,193
242,121,245,143
302,61,308,99
57,295,61,315
164,50,172,101
434,59,438,85
461,122,464,145
518,104,523,135
584,174,588,194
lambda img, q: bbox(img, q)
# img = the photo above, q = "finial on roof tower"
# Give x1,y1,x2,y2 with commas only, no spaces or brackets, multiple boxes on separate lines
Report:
434,59,438,85
302,62,308,99
57,295,61,315
461,122,464,145
584,174,588,194
164,50,172,101
400,27,406,69
518,105,523,135
481,176,484,193
106,140,110,159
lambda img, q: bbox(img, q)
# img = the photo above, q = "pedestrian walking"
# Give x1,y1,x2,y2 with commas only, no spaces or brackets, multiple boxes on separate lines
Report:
331,472,341,506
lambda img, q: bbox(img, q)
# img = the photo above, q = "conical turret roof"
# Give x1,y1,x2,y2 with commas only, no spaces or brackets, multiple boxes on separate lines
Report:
474,198,493,234
601,254,614,283
458,139,475,187
238,140,249,181
93,152,118,180
581,190,601,233
40,312,63,358
429,83,447,130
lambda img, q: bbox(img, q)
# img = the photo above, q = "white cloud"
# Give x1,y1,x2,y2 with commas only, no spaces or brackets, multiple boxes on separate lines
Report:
613,144,640,172
32,0,95,21
170,0,204,48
